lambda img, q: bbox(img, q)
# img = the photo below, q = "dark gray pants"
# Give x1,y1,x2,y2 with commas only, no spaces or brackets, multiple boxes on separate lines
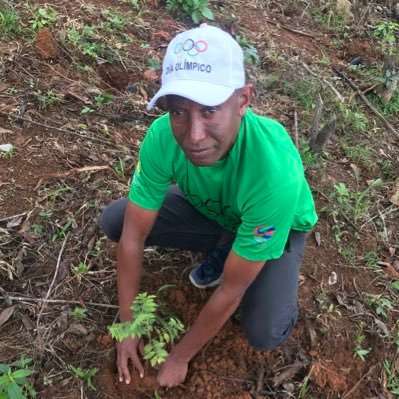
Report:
100,186,307,350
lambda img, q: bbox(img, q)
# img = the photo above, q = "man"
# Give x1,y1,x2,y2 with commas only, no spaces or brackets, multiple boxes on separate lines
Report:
100,24,318,388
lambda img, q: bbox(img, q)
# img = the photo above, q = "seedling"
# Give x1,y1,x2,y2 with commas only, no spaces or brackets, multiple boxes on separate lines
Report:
147,58,162,70
52,218,74,241
0,357,36,399
367,294,393,319
166,0,213,23
94,93,113,106
73,262,89,282
235,35,260,66
71,307,88,321
112,157,126,178
0,144,16,158
332,179,382,223
28,6,58,30
68,365,98,391
0,9,21,38
353,323,372,361
109,292,185,367
374,21,399,55
35,90,59,111
383,359,399,395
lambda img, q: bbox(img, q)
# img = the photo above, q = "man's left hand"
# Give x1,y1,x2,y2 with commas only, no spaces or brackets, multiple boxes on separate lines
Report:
157,355,188,387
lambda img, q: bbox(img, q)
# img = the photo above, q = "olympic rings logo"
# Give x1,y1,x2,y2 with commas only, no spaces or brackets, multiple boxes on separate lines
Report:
174,39,208,58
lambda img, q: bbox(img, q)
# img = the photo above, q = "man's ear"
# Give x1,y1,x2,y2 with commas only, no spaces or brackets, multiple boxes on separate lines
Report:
238,84,254,116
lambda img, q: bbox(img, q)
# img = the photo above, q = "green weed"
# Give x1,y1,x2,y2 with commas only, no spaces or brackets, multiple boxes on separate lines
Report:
94,93,113,106
71,307,88,321
383,359,399,395
235,35,259,66
338,103,369,133
0,145,16,158
109,292,185,367
52,218,74,241
342,142,373,170
0,9,21,38
147,58,162,70
166,0,213,23
374,21,399,55
363,251,379,269
299,139,318,168
68,365,98,391
113,157,126,178
332,179,382,223
35,90,59,111
367,295,393,319
29,6,58,30
0,357,36,399
73,262,89,282
353,322,372,361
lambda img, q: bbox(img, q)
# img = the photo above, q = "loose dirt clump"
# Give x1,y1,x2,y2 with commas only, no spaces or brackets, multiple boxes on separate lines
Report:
312,362,348,392
35,28,59,59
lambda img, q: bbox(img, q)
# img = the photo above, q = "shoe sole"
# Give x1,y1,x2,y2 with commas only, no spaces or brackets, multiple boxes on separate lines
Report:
189,273,223,289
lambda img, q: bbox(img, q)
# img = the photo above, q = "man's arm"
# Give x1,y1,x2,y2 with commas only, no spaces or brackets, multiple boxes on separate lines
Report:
116,200,158,382
158,250,265,387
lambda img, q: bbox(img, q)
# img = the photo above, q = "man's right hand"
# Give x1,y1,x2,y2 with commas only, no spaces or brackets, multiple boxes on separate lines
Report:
116,336,145,384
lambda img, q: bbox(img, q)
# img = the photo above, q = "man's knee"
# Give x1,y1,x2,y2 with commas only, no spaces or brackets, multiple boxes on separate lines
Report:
99,198,128,242
241,308,298,350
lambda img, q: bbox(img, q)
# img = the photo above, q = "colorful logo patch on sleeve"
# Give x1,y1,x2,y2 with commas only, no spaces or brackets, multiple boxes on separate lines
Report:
253,226,276,245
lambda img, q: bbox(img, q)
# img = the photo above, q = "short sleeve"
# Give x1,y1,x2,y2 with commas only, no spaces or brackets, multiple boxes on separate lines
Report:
128,124,172,210
232,180,301,262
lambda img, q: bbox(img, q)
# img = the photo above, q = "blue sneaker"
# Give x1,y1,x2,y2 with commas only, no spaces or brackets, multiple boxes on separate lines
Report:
189,243,232,289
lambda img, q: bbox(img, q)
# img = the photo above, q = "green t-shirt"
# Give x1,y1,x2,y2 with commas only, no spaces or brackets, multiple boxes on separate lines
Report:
129,108,318,261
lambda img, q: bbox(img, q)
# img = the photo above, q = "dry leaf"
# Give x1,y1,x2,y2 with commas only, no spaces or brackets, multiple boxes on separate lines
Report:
0,306,15,327
21,315,35,331
67,323,88,335
384,264,399,279
55,260,69,283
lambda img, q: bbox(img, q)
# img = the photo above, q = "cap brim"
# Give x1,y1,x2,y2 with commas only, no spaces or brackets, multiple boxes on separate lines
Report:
147,80,235,110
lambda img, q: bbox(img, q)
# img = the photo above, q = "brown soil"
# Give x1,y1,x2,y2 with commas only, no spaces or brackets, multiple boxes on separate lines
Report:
1,0,398,399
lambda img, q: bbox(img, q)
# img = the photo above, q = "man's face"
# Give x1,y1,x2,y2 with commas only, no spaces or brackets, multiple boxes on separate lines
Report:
166,86,252,167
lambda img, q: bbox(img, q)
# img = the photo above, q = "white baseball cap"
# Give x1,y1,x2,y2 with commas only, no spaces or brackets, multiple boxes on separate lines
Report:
147,24,245,110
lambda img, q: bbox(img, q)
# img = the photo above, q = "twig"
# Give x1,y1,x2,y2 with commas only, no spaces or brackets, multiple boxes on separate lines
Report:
266,19,315,38
332,68,399,140
36,233,70,331
342,365,376,399
302,63,345,102
0,110,119,147
0,211,29,223
0,295,118,309
34,165,124,190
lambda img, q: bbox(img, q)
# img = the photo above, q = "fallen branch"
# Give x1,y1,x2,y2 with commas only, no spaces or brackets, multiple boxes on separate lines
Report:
332,68,399,140
0,211,29,223
0,295,118,309
36,232,70,331
266,19,315,38
34,165,124,190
